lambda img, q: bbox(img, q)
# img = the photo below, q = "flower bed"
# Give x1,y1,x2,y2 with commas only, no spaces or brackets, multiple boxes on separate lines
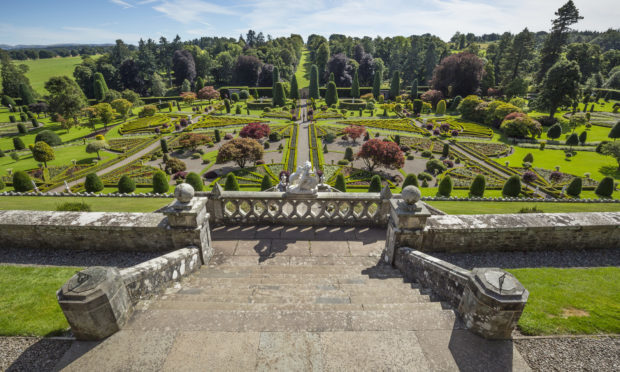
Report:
338,99,367,110
445,166,505,188
459,141,511,157
119,114,185,135
246,99,273,110
534,167,599,188
190,115,267,130
399,137,442,153
337,119,427,134
313,110,345,120
107,137,151,153
261,110,292,120
427,118,493,139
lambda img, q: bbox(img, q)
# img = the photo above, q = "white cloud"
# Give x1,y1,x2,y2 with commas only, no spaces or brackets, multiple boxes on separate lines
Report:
152,0,236,24
110,0,135,8
0,23,143,45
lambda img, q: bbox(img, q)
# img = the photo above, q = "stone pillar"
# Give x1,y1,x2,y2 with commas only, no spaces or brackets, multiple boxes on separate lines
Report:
57,266,131,341
162,183,213,264
458,268,529,339
384,186,431,266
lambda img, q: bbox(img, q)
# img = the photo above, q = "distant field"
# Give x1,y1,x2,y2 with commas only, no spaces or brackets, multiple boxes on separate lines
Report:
0,55,100,95
295,49,310,90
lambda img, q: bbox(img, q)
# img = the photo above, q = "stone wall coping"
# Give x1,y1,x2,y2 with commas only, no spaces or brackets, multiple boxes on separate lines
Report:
401,247,470,281
0,209,167,228
425,212,620,232
212,190,386,201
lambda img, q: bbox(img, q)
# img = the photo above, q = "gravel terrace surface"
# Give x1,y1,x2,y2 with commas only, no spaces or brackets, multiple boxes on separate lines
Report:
0,337,72,372
0,247,166,268
514,336,620,372
432,248,620,269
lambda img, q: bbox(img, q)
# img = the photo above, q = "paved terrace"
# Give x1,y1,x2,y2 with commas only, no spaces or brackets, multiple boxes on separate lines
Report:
55,225,530,371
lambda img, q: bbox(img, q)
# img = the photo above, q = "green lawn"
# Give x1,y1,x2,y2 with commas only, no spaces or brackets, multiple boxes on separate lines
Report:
496,146,619,181
0,55,100,95
426,201,620,214
0,196,170,212
0,265,80,336
295,49,311,90
509,267,620,335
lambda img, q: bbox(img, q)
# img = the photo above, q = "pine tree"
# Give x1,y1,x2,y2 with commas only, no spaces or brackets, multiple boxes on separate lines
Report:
335,174,347,192
389,71,400,100
290,75,299,100
410,79,418,100
469,175,486,197
260,174,273,191
273,82,286,107
224,173,240,191
351,69,360,99
309,65,320,99
93,80,106,102
566,177,582,197
372,67,382,99
325,81,338,106
194,77,204,94
368,175,382,192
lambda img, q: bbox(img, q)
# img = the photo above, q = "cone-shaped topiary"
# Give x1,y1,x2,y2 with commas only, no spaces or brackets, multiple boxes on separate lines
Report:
410,79,418,100
372,68,382,100
214,129,221,143
35,130,62,146
389,70,400,100
160,139,169,153
153,170,170,193
609,120,620,140
309,65,320,99
523,153,534,163
344,147,354,161
442,143,450,157
436,100,446,115
547,123,562,140
579,131,587,145
224,173,240,191
402,174,419,188
368,175,382,192
118,175,136,193
13,137,25,150
469,174,486,197
566,177,582,197
335,174,347,192
260,174,273,191
502,175,521,197
273,82,286,107
186,172,204,191
351,69,360,99
12,171,33,192
290,75,299,100
325,81,338,106
595,176,614,198
84,173,104,193
437,175,453,197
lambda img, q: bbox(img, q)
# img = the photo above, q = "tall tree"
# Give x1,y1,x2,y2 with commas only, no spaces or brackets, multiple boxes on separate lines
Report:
316,42,330,83
309,64,320,99
431,52,484,97
534,58,582,118
423,41,437,84
481,62,495,94
410,78,418,100
501,28,535,84
536,0,583,83
325,81,338,106
110,39,131,67
290,75,299,100
389,70,400,100
232,55,262,86
351,68,360,98
272,66,280,97
0,52,32,98
372,67,382,99
172,49,196,86
44,76,87,123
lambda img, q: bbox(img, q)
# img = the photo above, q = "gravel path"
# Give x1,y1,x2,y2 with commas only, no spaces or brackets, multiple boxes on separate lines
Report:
432,248,620,270
514,336,620,371
0,337,72,372
0,247,167,268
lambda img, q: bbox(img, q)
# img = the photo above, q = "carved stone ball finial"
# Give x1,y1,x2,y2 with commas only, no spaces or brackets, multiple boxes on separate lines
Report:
175,183,195,203
401,185,421,205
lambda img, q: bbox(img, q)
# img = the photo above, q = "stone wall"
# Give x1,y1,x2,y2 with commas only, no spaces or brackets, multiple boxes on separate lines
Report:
395,247,469,308
0,210,174,252
421,212,620,253
120,247,201,304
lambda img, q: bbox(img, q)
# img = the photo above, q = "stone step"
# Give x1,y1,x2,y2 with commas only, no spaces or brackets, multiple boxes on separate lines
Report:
157,293,431,304
209,256,383,267
197,269,404,280
126,309,461,332
201,265,401,275
173,286,424,298
148,301,443,312
184,280,419,291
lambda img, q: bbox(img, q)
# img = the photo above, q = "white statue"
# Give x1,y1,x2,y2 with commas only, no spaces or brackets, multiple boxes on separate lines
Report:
287,161,319,194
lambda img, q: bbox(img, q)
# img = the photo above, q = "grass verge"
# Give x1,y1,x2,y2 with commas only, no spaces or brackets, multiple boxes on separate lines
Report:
509,267,620,335
0,265,81,336
0,196,170,212
426,201,620,214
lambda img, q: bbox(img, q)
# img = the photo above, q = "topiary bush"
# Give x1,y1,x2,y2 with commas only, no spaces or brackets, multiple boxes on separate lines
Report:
12,171,33,192
523,153,534,163
118,175,136,193
153,171,170,193
337,159,349,165
426,159,447,175
402,174,419,188
269,132,281,141
17,123,26,134
0,178,5,190
595,176,614,198
566,177,582,197
502,175,521,197
13,137,25,151
84,173,104,192
344,147,354,161
368,175,382,192
165,158,187,174
35,130,62,146
56,202,92,212
442,144,449,157
469,174,486,197
260,174,273,191
186,172,204,191
224,173,240,191
437,175,453,197
335,174,347,192
417,172,433,181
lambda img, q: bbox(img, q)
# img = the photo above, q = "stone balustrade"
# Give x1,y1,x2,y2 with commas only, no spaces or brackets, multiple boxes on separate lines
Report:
206,184,393,227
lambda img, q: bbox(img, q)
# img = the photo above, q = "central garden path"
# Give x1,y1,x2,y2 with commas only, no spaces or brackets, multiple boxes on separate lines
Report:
55,225,530,371
296,99,312,166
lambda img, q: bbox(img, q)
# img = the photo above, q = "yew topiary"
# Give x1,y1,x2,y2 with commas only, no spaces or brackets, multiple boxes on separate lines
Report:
153,171,170,193
469,174,486,197
224,173,240,191
368,175,382,192
437,175,453,197
260,174,273,191
84,173,104,193
402,173,419,188
118,175,136,193
12,171,33,192
335,174,347,192
566,177,582,197
502,175,521,197
595,176,614,198
186,172,204,191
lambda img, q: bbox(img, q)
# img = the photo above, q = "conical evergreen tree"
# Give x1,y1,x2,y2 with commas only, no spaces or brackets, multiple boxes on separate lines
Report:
325,81,338,106
372,67,382,99
389,71,400,100
351,69,360,99
410,79,418,100
309,65,320,99
290,75,299,100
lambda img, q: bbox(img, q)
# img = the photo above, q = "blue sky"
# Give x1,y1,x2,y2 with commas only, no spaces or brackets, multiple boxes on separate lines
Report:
0,0,618,45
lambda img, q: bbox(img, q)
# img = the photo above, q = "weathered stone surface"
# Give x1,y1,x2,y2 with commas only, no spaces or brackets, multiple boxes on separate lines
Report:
57,267,131,341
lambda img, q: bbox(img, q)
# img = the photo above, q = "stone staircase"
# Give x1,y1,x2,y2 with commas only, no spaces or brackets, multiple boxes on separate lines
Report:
55,228,531,371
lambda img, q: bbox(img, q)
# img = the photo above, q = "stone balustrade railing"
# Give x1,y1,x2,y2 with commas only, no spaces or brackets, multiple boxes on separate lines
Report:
206,184,393,226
